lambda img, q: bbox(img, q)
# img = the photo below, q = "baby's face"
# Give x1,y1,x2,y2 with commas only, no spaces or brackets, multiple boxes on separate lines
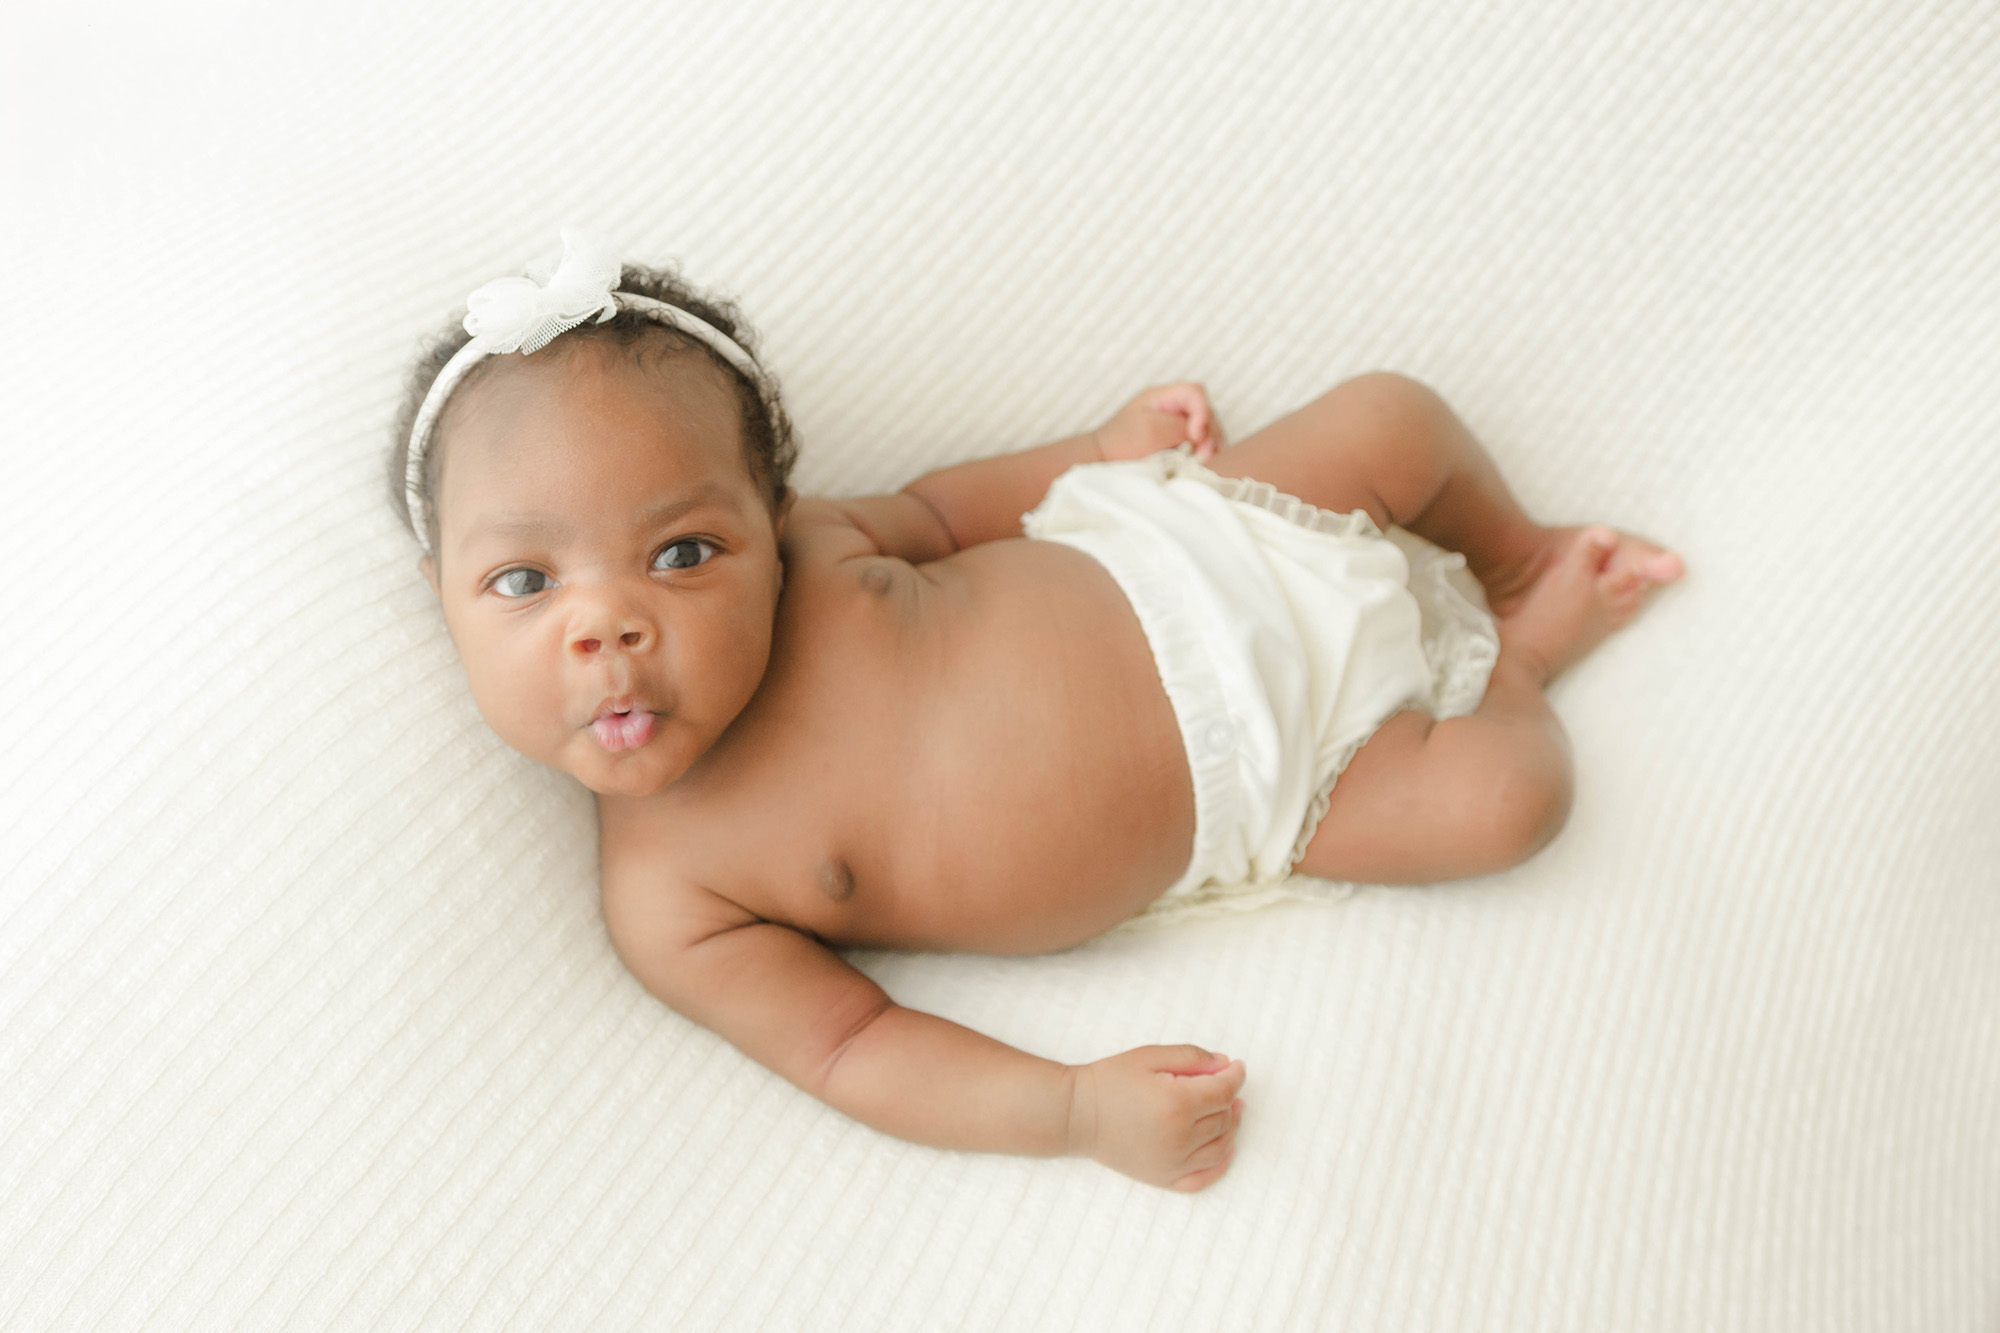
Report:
421,338,788,797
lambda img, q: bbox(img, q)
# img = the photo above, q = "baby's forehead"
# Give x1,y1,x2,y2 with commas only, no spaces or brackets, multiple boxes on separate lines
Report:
431,339,757,536
452,334,735,430
446,341,735,460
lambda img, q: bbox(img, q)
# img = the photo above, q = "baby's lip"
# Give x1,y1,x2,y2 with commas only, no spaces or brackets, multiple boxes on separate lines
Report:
590,694,652,723
587,695,661,752
590,708,657,753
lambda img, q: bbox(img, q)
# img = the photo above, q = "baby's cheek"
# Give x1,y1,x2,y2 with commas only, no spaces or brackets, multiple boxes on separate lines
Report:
459,655,560,764
708,600,779,710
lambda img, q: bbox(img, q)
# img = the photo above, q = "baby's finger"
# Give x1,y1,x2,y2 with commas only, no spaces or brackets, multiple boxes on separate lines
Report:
1156,1046,1232,1075
1178,1065,1244,1115
1168,1136,1232,1184
1183,1133,1233,1171
1192,1057,1246,1094
1162,386,1212,449
1169,1154,1234,1192
1191,1105,1232,1138
1180,395,1212,450
1147,382,1204,425
1195,1100,1242,1137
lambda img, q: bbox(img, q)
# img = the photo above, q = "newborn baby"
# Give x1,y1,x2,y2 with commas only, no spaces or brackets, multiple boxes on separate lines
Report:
393,231,1683,1192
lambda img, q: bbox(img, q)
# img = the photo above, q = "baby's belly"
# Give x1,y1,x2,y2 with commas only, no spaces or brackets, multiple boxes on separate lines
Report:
854,539,1195,952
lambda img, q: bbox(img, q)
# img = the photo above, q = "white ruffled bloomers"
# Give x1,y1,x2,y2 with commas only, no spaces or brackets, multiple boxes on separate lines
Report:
1022,444,1501,933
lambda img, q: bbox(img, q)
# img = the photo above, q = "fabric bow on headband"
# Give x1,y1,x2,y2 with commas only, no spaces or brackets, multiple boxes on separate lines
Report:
462,227,625,354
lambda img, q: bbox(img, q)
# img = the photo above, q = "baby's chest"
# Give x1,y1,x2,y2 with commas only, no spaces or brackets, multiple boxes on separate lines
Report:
667,711,1189,953
615,781,910,947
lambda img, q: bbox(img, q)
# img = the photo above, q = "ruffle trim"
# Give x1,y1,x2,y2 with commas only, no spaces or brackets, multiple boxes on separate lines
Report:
1154,444,1389,541
1403,537,1503,722
1103,874,1361,935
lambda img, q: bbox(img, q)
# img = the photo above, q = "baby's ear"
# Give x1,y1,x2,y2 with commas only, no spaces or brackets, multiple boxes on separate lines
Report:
418,554,439,596
773,487,797,538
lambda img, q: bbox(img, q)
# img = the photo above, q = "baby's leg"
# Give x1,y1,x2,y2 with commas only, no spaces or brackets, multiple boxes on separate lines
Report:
1293,664,1569,885
1293,527,1634,884
1207,373,1683,626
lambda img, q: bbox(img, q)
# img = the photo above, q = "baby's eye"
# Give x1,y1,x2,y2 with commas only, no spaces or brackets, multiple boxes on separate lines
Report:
654,539,716,571
492,568,554,598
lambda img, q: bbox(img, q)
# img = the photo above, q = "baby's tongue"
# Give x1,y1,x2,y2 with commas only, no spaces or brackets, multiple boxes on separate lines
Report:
591,710,655,751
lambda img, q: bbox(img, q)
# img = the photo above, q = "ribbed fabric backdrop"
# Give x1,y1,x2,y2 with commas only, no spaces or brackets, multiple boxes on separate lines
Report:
2,1,1995,1328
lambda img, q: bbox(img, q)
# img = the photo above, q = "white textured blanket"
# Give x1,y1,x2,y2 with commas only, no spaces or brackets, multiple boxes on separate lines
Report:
2,2,1995,1328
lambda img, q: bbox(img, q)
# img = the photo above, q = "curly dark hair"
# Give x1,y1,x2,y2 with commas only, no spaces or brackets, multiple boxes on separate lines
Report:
388,261,798,556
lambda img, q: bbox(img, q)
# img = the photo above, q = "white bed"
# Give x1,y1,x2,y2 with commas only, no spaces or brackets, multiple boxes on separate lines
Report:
2,1,1995,1327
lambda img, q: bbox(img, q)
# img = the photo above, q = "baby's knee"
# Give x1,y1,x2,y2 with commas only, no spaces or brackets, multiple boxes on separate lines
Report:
1476,746,1574,871
1321,371,1451,440
1301,373,1458,516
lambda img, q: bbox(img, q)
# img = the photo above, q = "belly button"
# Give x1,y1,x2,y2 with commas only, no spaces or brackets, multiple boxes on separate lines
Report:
818,858,855,903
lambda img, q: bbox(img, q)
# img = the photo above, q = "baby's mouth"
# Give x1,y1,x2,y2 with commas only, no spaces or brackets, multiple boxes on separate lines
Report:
589,704,657,752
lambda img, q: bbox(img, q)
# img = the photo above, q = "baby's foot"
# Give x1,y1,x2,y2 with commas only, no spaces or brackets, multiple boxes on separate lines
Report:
1494,525,1684,684
1483,525,1683,621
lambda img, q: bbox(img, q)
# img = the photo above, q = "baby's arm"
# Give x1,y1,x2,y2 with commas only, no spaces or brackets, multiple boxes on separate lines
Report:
827,383,1220,561
606,884,1246,1190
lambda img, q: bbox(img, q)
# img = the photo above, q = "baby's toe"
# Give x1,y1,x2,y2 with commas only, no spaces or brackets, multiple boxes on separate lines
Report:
1601,535,1683,588
1644,550,1685,583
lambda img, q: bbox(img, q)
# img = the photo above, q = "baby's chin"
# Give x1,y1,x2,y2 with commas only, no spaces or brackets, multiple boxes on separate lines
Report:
571,763,679,798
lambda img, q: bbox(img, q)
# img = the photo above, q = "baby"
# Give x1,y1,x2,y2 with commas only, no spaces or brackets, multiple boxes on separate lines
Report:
392,231,1683,1193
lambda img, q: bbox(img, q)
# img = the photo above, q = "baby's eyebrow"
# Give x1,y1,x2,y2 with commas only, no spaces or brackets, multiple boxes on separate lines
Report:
461,484,728,553
636,485,727,528
460,514,574,552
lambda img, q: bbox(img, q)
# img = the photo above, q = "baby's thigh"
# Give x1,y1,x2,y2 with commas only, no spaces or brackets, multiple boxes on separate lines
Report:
1291,709,1563,886
1205,373,1454,528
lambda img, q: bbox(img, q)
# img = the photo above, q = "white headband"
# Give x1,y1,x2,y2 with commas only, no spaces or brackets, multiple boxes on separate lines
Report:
403,227,764,555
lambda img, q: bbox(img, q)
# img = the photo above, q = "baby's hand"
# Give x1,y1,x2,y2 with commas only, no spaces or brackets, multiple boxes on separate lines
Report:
1067,1045,1246,1192
1094,383,1222,462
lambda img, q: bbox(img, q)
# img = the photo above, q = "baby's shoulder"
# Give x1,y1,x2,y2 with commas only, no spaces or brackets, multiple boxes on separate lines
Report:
765,497,942,612
783,496,879,560
599,821,758,962
784,493,956,570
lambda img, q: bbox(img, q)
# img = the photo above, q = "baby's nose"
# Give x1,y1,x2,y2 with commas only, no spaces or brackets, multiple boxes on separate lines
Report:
570,623,654,655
